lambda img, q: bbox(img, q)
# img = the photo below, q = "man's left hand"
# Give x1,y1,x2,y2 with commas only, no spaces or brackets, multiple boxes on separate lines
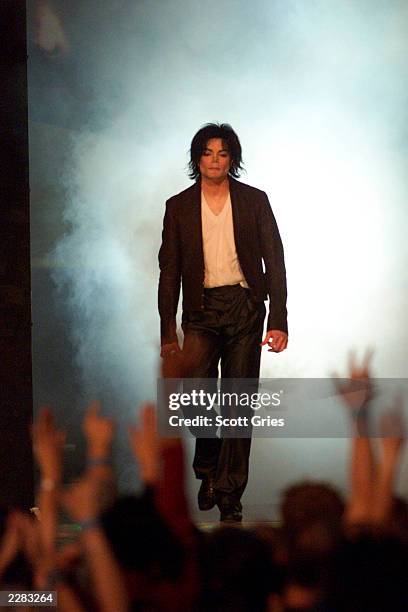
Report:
261,330,288,353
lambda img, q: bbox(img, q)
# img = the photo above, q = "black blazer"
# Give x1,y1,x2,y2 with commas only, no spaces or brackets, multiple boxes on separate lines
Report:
158,176,288,345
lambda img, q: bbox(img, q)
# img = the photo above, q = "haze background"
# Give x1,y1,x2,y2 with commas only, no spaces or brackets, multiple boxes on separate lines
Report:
27,0,408,518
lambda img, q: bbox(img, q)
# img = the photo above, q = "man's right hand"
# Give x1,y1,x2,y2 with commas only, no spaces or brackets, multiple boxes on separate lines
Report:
160,342,181,359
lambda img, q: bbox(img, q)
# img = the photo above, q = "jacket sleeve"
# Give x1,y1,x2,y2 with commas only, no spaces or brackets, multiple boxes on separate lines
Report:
258,193,288,335
158,198,182,345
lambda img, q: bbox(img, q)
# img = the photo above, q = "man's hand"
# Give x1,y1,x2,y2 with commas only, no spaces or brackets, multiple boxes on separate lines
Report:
160,341,181,359
261,330,288,353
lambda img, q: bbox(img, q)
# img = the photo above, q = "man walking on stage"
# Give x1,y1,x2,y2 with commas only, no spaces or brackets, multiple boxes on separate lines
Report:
158,123,288,522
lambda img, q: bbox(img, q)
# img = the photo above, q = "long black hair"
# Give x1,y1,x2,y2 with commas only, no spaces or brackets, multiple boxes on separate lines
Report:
188,123,244,180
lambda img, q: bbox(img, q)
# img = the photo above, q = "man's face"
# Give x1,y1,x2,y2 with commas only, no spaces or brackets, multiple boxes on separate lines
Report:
199,138,231,181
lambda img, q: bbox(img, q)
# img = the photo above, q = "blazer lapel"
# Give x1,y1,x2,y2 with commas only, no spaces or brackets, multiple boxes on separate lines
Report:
229,176,249,248
189,179,205,272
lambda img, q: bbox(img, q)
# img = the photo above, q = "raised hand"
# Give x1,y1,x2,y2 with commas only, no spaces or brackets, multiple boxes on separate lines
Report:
128,403,160,485
335,350,376,526
32,407,66,482
82,401,115,459
34,0,70,55
332,349,374,415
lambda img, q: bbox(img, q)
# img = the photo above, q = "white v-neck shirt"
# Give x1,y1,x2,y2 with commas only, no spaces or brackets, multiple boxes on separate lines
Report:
201,191,248,289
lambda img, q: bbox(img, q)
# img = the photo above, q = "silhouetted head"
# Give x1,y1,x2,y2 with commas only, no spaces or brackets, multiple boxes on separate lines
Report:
328,527,408,611
197,526,274,612
101,492,184,581
281,480,345,536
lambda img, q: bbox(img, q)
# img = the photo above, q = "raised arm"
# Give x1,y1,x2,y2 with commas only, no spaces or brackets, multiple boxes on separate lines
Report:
32,407,65,575
128,403,193,543
61,477,129,612
371,402,405,524
83,403,115,476
333,350,376,526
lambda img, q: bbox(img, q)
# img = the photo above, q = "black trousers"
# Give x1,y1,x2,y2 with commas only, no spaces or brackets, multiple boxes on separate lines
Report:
181,284,266,503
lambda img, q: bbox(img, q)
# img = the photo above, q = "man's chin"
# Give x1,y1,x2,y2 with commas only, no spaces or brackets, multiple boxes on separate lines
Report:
203,173,228,181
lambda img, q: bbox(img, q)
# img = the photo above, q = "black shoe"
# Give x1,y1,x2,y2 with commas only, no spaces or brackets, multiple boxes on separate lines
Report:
218,498,243,523
198,477,216,511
